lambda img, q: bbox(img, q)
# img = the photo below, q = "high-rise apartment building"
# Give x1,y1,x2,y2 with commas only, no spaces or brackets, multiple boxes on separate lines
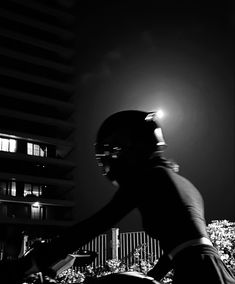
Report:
0,0,76,259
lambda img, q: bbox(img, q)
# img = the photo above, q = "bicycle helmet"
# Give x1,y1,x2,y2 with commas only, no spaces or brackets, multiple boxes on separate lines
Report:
95,110,167,182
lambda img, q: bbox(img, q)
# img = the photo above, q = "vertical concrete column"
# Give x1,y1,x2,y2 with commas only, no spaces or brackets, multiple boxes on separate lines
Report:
111,228,119,260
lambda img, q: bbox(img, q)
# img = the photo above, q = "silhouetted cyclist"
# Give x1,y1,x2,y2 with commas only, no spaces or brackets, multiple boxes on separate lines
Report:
1,110,234,284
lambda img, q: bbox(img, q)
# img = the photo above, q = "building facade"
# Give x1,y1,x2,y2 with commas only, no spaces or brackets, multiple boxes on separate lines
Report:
0,0,76,260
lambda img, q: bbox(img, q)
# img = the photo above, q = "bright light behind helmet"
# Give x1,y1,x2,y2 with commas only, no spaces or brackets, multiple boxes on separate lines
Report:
156,109,164,119
145,109,164,121
145,111,167,149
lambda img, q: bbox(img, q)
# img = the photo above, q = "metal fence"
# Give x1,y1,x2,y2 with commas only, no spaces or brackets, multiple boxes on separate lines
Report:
80,233,108,268
80,228,162,268
119,230,162,267
24,229,162,269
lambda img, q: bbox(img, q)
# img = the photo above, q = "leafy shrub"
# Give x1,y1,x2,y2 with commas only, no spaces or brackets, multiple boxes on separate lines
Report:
23,220,235,283
206,220,235,274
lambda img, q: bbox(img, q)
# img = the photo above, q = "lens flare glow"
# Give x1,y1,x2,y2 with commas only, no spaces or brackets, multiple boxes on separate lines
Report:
156,109,164,119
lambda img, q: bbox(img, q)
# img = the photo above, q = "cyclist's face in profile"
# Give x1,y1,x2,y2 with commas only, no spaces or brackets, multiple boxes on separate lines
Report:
95,130,135,180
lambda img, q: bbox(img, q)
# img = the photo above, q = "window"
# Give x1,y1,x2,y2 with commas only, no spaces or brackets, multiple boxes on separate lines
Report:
0,138,17,152
24,184,43,197
27,143,47,157
31,203,46,220
10,182,16,196
0,181,16,196
31,203,40,220
0,182,6,196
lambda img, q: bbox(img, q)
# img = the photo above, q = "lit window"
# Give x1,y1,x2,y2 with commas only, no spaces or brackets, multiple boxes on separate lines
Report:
27,143,47,157
24,184,32,197
27,143,33,155
32,185,42,197
24,183,43,197
40,147,47,157
10,181,16,196
0,138,17,152
0,181,16,196
34,144,40,156
31,203,45,220
2,139,8,151
0,181,6,195
31,203,40,220
9,139,17,152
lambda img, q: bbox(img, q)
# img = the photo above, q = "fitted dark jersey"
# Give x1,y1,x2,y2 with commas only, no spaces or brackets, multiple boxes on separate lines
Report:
132,166,209,253
42,164,209,263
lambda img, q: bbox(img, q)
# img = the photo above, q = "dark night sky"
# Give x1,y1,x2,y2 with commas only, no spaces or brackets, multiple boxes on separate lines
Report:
72,1,234,231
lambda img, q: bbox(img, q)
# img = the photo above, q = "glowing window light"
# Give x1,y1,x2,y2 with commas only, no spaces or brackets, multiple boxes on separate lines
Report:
31,202,40,220
11,181,16,196
0,138,17,152
9,139,17,152
27,142,47,157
